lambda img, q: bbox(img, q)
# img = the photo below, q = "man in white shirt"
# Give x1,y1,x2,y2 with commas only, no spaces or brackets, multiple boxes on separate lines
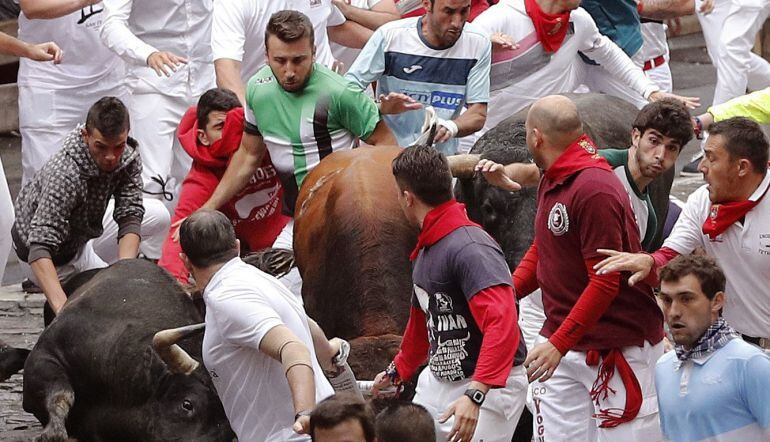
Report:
16,1,170,263
596,116,770,347
212,0,373,103
459,0,696,152
178,209,334,442
101,0,215,207
17,1,127,185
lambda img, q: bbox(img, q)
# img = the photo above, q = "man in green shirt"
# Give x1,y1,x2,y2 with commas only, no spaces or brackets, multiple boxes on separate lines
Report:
202,10,396,220
477,98,693,251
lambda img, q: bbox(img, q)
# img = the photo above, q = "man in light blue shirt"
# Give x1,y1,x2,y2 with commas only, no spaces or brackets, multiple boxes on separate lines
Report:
345,0,491,155
655,255,770,442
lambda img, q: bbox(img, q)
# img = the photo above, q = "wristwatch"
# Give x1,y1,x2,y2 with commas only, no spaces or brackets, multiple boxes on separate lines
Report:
464,388,486,406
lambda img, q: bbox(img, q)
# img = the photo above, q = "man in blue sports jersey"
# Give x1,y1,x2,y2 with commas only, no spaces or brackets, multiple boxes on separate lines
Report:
656,255,770,442
345,0,491,155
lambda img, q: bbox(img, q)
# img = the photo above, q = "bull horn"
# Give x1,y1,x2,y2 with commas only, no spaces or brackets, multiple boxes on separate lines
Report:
447,154,481,179
152,323,205,375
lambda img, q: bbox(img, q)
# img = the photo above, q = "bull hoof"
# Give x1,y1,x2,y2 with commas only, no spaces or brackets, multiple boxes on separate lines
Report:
35,423,68,442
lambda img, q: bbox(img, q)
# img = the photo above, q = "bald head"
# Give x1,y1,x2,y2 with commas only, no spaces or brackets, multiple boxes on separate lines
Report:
527,95,583,148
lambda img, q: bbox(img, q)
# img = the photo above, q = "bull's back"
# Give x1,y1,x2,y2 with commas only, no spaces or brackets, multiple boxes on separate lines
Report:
294,147,416,365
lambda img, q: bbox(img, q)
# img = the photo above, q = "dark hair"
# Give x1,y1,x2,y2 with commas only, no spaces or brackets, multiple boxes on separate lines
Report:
179,209,238,268
375,402,436,442
309,394,375,442
632,98,693,150
392,145,453,206
659,254,726,300
708,117,770,174
265,10,315,52
85,96,130,138
196,88,241,129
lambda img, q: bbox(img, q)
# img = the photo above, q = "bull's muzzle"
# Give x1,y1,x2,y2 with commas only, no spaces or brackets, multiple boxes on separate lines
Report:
152,323,205,375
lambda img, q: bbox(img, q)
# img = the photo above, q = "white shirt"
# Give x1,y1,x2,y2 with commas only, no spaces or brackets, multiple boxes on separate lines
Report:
17,4,125,89
211,0,345,84
330,0,382,73
100,0,214,96
663,171,770,338
638,21,669,65
202,258,334,442
472,0,657,132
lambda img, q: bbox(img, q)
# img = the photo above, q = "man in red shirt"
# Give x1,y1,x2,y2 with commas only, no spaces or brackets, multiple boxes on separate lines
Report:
158,88,290,284
371,145,527,442
513,95,664,440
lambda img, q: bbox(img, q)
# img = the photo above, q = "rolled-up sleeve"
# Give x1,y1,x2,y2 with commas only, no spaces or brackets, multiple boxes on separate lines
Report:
113,157,145,239
101,0,158,66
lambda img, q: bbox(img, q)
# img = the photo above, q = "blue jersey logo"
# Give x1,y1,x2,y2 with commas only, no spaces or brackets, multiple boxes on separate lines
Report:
430,92,464,111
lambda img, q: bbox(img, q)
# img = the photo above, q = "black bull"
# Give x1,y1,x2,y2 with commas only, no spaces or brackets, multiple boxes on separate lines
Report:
22,259,234,441
295,94,673,380
456,93,675,268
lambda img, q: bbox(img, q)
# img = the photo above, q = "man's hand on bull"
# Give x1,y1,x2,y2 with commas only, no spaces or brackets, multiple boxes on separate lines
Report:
433,118,459,143
146,51,188,77
377,92,422,115
593,249,655,287
524,340,563,383
648,90,700,110
475,159,523,192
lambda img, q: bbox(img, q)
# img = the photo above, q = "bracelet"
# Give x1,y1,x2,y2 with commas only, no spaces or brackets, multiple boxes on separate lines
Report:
693,116,704,140
295,409,312,421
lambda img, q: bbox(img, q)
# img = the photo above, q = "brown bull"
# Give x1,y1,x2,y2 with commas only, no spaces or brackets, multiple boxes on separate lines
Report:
294,146,416,380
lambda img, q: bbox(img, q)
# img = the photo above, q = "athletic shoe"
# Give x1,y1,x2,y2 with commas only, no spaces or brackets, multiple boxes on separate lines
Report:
680,156,702,176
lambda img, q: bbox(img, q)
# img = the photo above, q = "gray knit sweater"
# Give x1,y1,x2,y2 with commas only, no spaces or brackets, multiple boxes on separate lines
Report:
13,125,145,263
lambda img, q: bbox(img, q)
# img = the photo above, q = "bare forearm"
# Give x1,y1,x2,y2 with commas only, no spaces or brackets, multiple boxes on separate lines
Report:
638,0,695,20
338,3,399,29
504,163,541,187
286,365,317,414
328,21,373,49
117,233,140,260
20,0,97,19
30,258,67,314
215,59,246,104
363,120,397,146
0,33,34,58
307,319,335,372
203,144,262,210
454,106,487,138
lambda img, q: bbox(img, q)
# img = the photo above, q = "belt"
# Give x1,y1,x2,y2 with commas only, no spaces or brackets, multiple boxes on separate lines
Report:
643,55,666,71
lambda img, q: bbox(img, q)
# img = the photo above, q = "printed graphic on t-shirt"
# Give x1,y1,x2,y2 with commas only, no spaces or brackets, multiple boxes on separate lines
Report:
415,283,481,382
78,5,103,25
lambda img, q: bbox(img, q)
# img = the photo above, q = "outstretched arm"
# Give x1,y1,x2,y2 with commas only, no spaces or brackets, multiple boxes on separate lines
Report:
20,0,100,19
0,33,61,63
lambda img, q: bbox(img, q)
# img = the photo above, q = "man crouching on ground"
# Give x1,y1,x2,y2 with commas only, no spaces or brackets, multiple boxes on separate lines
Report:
372,145,528,442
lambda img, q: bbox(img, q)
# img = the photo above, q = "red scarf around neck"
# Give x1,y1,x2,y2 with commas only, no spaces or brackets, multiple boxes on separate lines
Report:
544,134,612,184
410,200,479,261
702,174,769,240
525,0,571,53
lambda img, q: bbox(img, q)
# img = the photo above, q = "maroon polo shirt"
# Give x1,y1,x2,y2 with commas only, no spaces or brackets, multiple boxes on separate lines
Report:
535,138,663,351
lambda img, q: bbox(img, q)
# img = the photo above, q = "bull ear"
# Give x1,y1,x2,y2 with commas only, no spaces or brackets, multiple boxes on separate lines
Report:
152,323,205,375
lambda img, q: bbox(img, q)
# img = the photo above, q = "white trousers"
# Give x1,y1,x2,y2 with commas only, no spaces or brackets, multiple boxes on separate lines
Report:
128,91,194,212
530,335,664,442
92,198,171,263
18,79,128,185
0,156,13,284
519,290,547,351
705,0,770,105
24,241,106,286
413,366,528,442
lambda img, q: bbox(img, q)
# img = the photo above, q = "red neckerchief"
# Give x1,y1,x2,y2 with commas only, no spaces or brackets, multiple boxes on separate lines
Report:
524,0,571,53
410,199,479,261
702,173,770,240
544,134,612,185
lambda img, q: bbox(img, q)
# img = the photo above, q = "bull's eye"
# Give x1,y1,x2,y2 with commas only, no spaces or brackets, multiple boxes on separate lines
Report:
182,399,194,412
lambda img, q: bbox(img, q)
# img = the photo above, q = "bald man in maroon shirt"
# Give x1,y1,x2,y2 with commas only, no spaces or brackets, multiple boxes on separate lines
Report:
512,95,664,441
